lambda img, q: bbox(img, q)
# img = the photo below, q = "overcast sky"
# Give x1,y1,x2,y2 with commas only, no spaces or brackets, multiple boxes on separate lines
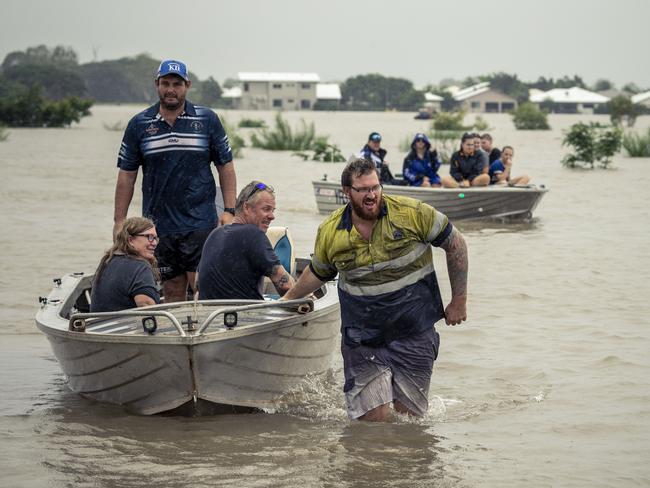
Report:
2,0,649,89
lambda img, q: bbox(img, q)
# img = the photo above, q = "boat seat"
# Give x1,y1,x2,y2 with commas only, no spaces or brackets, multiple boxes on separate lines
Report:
266,226,296,275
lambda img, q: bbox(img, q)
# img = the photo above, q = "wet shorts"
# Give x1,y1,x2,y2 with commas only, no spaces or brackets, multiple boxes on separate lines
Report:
341,327,439,419
156,227,214,281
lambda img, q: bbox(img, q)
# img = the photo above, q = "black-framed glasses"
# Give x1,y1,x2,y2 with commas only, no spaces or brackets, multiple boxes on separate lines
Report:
350,184,382,194
132,233,160,243
245,182,274,202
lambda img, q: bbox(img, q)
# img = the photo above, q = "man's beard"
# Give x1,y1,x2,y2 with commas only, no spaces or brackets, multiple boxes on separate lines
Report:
159,93,183,111
350,194,382,221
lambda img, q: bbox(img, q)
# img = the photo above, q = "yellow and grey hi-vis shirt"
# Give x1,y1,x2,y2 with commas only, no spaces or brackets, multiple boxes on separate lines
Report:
309,194,452,346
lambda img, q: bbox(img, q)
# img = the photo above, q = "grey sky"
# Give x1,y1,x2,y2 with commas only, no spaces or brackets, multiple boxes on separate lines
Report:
2,0,649,89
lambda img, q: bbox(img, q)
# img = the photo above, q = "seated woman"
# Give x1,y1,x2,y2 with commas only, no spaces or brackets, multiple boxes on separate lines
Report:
90,217,161,312
489,146,531,186
402,133,441,187
441,133,490,188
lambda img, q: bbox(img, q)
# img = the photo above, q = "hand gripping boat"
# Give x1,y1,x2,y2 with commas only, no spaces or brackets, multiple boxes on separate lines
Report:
35,228,341,415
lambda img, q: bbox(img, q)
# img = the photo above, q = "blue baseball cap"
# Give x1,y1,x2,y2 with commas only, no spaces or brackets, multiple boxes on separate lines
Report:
156,60,189,81
368,132,382,142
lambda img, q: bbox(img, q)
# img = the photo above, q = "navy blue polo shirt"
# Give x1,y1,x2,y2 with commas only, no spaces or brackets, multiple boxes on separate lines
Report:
117,101,233,235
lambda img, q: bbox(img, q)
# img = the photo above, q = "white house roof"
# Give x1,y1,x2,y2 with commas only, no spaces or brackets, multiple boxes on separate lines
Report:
222,86,242,99
530,86,610,104
453,82,491,101
631,90,650,104
316,83,341,100
237,72,320,82
424,92,444,102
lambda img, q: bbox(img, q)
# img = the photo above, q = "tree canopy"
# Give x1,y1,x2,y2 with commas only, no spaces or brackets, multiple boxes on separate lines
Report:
340,74,424,111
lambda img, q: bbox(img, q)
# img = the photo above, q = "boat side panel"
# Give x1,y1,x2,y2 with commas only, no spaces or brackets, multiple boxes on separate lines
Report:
193,309,341,408
45,334,194,414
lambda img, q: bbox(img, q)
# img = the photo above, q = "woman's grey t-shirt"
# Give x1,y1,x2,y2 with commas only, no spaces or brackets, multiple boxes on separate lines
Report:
90,255,160,312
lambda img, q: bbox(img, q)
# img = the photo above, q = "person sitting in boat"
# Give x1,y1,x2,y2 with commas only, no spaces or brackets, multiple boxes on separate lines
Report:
489,146,531,186
402,133,441,187
441,133,490,188
358,132,405,186
480,133,501,164
196,181,295,300
90,217,160,312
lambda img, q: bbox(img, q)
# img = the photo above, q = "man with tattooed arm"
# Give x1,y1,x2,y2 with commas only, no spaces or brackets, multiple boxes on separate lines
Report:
283,158,468,422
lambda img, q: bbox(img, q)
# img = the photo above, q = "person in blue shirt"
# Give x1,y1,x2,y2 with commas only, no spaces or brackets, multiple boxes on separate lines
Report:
113,59,237,304
489,146,531,186
402,133,441,187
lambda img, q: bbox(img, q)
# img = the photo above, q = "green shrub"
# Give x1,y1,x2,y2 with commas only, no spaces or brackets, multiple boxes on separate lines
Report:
0,84,92,127
250,112,317,151
103,121,126,132
622,128,650,157
609,95,637,127
220,117,245,158
0,125,8,141
473,115,491,132
562,122,622,169
431,111,470,131
238,118,266,128
293,139,346,162
512,102,550,130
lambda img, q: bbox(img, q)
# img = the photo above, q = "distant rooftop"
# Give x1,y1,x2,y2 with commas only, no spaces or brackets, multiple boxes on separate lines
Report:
631,90,650,104
453,82,491,101
238,72,320,82
530,86,609,104
424,92,444,102
316,83,341,100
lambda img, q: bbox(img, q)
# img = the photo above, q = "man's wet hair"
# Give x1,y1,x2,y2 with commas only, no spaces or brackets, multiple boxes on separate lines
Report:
341,158,377,187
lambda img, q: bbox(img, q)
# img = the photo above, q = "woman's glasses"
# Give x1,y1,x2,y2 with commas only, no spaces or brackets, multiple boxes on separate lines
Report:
132,233,159,243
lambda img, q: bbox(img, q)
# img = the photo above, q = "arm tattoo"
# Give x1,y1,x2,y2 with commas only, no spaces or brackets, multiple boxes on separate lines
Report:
439,227,468,298
271,265,294,293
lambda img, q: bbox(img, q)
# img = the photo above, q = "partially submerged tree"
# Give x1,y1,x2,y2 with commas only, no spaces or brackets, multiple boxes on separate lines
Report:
608,95,638,127
562,122,622,169
511,102,550,130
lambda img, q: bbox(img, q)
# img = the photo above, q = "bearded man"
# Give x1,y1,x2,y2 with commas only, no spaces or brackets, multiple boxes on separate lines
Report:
113,59,237,303
283,158,469,422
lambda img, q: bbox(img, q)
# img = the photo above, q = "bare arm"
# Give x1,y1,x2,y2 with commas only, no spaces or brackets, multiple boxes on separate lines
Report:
217,162,237,225
282,266,325,300
134,294,157,307
439,227,468,325
114,169,138,237
269,264,296,296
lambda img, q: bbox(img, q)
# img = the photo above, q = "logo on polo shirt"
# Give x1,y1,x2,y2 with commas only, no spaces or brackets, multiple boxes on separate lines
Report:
146,123,159,136
191,121,204,133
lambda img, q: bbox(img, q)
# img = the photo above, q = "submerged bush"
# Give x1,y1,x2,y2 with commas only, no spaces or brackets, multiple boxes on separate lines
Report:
512,102,550,130
622,128,650,157
238,118,266,128
103,121,126,132
293,139,346,162
0,125,8,141
562,122,622,169
0,85,92,127
250,113,317,151
220,117,245,158
431,111,470,131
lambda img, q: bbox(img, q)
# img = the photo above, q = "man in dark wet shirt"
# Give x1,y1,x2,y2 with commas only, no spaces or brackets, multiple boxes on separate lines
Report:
197,181,294,300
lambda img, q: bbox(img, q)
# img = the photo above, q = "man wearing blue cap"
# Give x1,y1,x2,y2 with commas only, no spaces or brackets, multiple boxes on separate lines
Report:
114,59,237,303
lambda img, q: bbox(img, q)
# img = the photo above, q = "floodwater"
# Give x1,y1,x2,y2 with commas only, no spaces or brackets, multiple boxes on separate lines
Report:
1,106,649,487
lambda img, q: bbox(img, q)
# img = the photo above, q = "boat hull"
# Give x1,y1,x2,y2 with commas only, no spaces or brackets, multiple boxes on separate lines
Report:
36,272,341,415
312,180,548,221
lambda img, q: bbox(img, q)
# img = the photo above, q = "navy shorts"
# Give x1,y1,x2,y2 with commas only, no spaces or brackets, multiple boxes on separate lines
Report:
156,227,214,281
341,327,440,419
